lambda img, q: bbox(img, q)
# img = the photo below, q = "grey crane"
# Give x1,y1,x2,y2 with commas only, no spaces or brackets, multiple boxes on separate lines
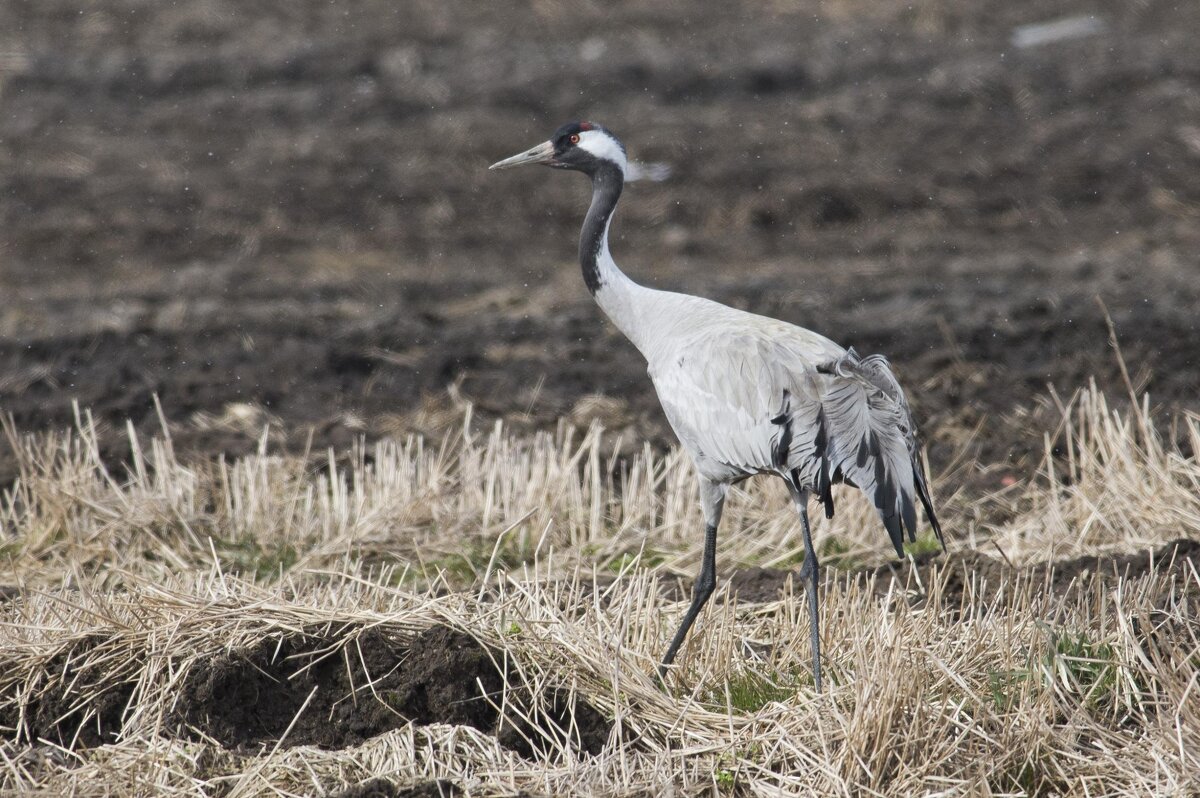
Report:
490,122,943,689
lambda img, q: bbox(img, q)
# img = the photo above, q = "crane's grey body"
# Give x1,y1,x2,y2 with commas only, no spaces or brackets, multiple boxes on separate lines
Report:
491,122,943,690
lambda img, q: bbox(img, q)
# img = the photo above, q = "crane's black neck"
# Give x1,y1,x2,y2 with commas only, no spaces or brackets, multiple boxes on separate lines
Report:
579,162,624,295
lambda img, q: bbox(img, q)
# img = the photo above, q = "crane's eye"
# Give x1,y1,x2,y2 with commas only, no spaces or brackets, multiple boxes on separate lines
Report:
569,133,580,144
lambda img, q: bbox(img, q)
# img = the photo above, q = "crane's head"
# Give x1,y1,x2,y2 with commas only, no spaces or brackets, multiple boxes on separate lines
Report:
489,121,627,177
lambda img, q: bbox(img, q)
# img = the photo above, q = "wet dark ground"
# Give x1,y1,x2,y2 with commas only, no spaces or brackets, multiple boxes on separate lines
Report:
1,0,1198,486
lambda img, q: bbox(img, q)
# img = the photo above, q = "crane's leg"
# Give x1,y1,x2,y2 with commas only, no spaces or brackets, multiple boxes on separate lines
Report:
789,485,823,691
659,477,726,678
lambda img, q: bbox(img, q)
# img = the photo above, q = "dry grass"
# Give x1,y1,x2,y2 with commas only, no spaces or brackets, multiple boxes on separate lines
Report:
1,384,1198,796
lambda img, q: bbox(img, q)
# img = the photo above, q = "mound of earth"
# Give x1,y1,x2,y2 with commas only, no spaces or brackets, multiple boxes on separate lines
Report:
0,634,136,749
1,624,611,759
173,624,610,757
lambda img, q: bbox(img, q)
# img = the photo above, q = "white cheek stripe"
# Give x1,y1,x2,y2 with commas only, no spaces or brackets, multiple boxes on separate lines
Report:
577,130,627,173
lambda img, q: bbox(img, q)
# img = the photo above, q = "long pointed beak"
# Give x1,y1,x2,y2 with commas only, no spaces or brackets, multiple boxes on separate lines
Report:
488,140,556,170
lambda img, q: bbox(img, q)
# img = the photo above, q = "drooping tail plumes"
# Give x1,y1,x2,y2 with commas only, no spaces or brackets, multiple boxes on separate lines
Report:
808,348,944,558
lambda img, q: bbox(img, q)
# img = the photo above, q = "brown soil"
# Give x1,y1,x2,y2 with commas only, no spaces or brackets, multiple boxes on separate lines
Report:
0,635,135,749
330,779,461,798
174,625,500,750
1,624,610,759
2,1,1198,489
172,624,610,757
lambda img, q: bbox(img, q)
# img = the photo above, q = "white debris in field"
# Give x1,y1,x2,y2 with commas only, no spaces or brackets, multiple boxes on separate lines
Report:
626,161,672,183
1011,15,1106,49
1175,126,1200,158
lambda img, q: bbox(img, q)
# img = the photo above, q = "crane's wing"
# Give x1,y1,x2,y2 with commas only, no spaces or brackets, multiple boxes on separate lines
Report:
801,349,944,556
650,329,942,558
649,328,834,479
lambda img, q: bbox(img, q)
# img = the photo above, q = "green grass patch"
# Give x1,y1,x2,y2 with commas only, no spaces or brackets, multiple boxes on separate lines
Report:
987,668,1032,713
902,532,943,558
988,626,1126,715
819,536,865,569
413,533,541,586
702,669,803,714
1044,628,1123,709
756,536,864,570
213,535,300,581
605,548,667,573
764,547,807,569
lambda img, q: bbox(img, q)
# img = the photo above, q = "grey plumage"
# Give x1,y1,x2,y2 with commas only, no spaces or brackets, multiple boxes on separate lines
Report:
491,122,944,691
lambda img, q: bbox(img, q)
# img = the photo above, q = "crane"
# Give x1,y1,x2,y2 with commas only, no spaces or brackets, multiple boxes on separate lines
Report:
490,122,944,690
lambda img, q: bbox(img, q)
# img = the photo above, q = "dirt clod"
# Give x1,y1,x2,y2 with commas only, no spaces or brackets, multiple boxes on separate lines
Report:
496,688,611,759
0,636,135,749
174,625,502,750
173,624,610,756
331,779,461,798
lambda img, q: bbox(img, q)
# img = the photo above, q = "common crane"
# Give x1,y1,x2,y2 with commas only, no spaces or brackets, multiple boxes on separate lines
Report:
490,122,943,689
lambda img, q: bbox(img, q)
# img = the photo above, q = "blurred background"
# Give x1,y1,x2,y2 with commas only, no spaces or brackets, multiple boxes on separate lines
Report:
1,0,1197,483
